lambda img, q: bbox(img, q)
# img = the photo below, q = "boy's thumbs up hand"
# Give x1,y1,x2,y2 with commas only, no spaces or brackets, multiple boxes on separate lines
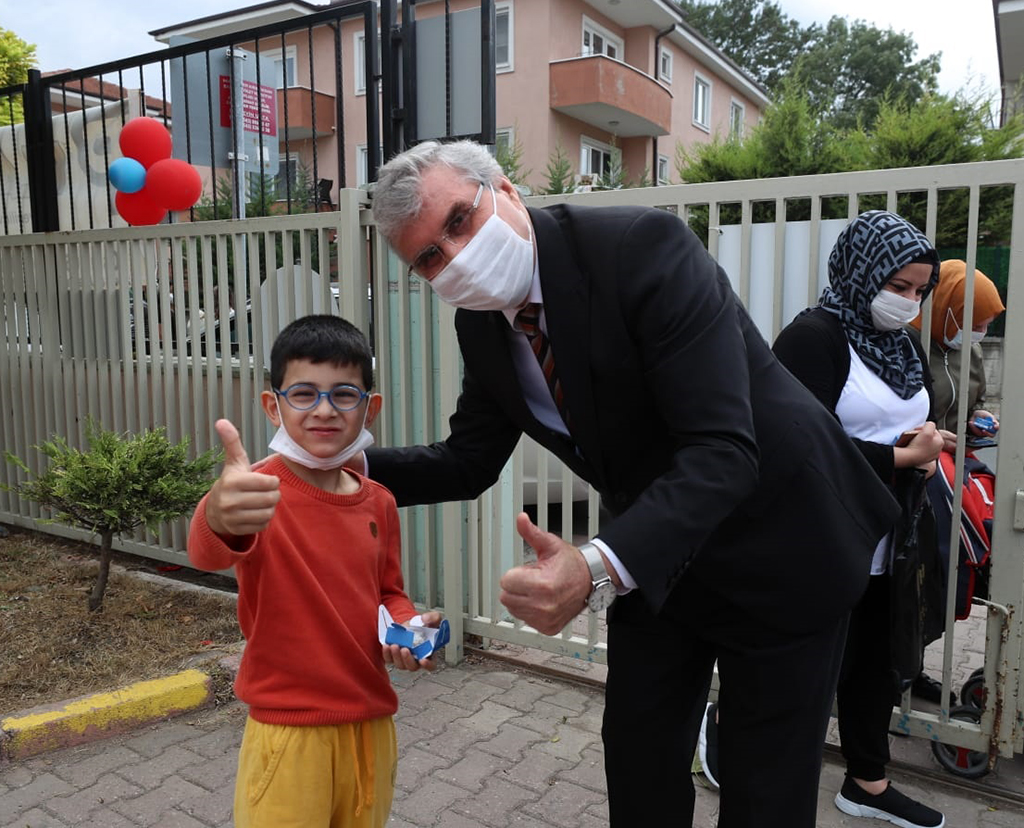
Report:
205,419,281,538
217,418,252,473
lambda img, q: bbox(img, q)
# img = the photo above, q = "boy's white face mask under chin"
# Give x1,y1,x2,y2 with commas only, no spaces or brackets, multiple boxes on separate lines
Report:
268,403,375,471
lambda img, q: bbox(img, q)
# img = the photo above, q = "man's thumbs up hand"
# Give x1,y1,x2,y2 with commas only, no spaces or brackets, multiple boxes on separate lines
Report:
498,512,593,635
205,419,281,538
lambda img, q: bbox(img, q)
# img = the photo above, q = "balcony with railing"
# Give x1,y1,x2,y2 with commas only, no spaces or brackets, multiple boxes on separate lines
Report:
549,54,671,137
277,87,336,140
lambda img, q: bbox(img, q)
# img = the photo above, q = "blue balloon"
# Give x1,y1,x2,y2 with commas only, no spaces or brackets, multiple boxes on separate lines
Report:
109,157,147,194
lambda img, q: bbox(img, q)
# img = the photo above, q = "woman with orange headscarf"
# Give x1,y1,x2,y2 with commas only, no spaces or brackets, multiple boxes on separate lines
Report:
908,259,1005,441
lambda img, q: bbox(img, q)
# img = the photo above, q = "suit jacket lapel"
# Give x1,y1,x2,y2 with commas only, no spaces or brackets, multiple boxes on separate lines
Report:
528,207,605,479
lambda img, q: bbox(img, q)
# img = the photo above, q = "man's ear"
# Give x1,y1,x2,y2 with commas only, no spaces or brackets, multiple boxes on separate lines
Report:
260,390,281,427
496,175,522,206
365,393,383,429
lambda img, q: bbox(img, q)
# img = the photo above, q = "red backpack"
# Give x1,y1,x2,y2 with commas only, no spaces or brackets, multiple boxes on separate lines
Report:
928,450,995,620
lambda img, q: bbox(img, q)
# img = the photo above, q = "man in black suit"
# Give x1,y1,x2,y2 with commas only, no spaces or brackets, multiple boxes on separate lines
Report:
365,140,899,827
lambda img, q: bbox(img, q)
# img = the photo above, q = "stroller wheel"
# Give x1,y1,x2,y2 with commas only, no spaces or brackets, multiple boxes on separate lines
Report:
960,669,986,710
931,705,991,779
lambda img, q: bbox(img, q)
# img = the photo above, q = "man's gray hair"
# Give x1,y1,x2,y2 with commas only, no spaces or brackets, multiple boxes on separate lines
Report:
372,140,504,243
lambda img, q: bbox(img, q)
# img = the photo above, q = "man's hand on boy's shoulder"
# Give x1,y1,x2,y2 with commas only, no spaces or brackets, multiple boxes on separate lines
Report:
382,611,444,672
206,419,281,538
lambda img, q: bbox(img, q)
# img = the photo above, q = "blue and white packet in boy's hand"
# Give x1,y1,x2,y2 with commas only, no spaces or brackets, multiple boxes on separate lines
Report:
972,415,997,434
378,605,450,660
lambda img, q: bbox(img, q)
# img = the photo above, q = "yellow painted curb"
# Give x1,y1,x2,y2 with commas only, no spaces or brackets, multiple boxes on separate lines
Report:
1,669,213,760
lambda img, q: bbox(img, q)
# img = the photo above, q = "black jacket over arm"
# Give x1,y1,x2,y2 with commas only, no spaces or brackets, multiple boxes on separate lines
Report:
368,205,900,632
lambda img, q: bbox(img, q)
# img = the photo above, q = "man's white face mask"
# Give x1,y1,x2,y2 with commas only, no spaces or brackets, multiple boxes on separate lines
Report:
425,186,535,311
870,290,921,332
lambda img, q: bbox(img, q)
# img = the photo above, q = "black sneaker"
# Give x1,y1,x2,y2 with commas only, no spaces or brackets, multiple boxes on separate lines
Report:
911,672,957,707
835,777,944,828
697,702,720,790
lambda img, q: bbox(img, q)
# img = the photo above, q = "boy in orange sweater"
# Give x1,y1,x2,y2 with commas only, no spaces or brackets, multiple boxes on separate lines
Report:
188,314,440,827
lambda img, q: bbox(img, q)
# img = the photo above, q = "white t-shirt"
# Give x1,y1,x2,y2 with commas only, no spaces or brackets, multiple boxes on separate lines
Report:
836,345,930,575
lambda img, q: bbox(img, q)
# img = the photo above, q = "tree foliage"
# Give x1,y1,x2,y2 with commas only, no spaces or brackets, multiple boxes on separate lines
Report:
676,0,807,92
542,142,574,195
4,420,221,611
676,87,1024,246
676,1,941,130
496,129,532,187
792,18,941,130
0,28,37,126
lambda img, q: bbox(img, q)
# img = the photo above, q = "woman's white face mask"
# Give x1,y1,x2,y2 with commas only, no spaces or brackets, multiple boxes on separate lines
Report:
943,309,986,349
425,186,535,311
870,290,921,331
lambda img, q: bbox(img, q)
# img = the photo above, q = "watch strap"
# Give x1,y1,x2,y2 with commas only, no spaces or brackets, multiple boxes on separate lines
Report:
578,542,610,585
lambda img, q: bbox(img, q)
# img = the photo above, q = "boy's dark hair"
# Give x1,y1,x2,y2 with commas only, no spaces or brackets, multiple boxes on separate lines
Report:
270,315,374,391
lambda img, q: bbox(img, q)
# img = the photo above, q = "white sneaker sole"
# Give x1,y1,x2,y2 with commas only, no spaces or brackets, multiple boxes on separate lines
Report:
697,702,719,790
835,791,945,828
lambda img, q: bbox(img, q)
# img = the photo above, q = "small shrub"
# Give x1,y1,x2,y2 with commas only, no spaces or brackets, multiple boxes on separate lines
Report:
4,419,221,611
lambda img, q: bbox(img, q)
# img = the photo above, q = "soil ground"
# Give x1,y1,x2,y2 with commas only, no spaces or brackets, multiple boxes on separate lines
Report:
0,526,242,716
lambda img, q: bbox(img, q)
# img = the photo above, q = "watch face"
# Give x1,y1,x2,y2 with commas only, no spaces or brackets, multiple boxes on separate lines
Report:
587,581,616,612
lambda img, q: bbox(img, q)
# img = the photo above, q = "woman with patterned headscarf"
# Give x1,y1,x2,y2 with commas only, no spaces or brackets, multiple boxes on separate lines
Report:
771,210,946,828
908,259,1006,438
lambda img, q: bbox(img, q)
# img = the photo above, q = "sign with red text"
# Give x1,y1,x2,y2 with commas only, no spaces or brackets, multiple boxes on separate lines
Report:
219,77,278,138
169,42,279,173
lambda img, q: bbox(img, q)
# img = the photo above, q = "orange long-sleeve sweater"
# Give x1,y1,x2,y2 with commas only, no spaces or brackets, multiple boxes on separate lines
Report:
188,456,416,726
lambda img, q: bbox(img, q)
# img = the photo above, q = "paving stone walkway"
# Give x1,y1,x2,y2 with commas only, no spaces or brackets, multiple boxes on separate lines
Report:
4,653,1024,828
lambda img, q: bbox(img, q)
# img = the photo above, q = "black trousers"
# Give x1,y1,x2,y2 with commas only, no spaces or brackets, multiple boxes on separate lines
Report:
602,577,849,828
837,574,896,781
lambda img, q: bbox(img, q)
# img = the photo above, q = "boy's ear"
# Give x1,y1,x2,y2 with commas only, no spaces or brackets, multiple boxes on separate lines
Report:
261,390,282,426
364,393,382,428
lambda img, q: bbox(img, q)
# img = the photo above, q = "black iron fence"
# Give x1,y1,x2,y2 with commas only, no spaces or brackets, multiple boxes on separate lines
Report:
0,0,497,237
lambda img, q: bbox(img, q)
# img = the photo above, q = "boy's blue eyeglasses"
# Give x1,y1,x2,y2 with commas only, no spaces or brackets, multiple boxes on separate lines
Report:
273,383,369,412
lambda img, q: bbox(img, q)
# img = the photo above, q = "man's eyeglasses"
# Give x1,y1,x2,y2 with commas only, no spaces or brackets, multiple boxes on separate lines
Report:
274,383,369,413
407,183,486,281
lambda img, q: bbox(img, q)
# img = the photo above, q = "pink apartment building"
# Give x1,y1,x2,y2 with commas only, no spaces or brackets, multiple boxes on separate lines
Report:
151,0,768,198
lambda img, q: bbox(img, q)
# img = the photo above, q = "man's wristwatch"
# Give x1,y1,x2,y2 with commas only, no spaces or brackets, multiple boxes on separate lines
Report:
578,542,617,612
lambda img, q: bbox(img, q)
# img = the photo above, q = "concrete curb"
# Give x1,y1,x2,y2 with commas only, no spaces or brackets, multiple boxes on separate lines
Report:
1,668,214,761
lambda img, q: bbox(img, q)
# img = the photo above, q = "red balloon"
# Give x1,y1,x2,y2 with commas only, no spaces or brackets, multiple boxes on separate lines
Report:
116,189,167,226
119,117,172,169
145,158,203,211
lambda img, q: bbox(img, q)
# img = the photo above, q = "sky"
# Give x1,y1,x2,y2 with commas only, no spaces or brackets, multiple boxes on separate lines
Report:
1,0,1002,101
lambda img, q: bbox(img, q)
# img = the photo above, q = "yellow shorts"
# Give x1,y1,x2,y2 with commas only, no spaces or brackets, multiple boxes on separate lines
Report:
234,715,397,828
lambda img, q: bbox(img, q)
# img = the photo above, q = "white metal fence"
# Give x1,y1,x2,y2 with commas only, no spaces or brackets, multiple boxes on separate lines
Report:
2,159,1023,767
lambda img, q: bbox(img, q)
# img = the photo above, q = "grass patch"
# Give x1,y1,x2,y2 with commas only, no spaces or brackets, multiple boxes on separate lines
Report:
0,528,242,716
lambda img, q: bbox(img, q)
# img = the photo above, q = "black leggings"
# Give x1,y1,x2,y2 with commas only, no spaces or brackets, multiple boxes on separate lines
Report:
837,574,897,781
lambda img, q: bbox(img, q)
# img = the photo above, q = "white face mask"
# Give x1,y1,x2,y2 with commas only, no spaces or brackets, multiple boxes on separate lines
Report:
426,187,534,311
268,403,375,471
870,290,921,331
943,309,986,349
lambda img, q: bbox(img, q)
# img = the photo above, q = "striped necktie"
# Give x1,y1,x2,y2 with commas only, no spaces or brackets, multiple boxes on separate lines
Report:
516,303,571,428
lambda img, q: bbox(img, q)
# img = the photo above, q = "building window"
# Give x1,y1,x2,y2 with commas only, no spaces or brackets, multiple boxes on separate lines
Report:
496,128,513,156
657,155,670,185
496,2,513,72
730,100,745,138
356,144,383,187
582,17,623,60
262,46,297,89
659,47,673,83
580,137,617,183
693,73,711,130
355,31,381,95
275,156,299,198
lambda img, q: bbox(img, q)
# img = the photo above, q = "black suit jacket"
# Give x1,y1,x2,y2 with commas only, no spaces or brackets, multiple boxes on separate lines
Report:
368,204,900,632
